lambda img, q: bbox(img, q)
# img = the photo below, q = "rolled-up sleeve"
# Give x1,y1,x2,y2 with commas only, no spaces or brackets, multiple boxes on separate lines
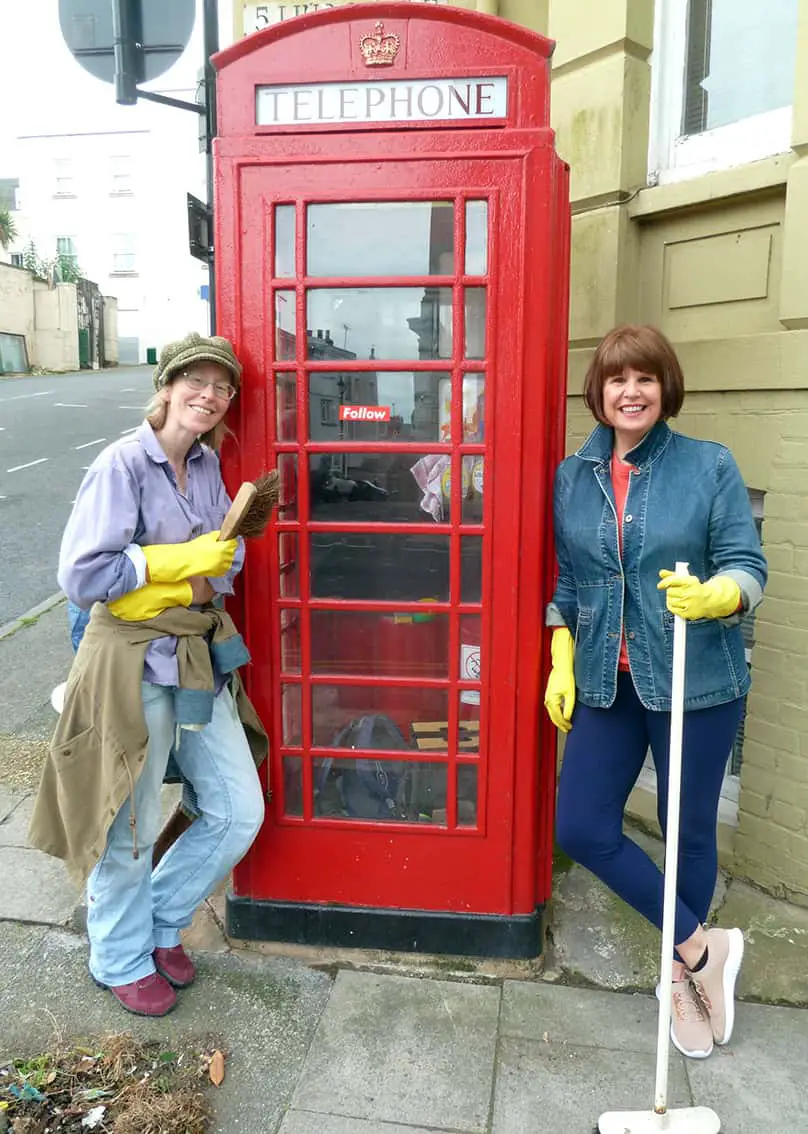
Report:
57,461,140,608
709,448,767,617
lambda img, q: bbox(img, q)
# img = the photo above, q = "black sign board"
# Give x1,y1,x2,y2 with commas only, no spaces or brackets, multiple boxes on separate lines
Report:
187,193,212,264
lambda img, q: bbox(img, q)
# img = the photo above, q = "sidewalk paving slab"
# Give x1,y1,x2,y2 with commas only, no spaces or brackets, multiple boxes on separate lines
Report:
686,1000,808,1134
279,1116,439,1134
0,789,32,846
288,970,500,1132
0,845,76,924
492,1038,691,1133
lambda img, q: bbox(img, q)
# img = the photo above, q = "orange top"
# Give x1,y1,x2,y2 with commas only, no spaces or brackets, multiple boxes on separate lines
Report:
611,455,636,672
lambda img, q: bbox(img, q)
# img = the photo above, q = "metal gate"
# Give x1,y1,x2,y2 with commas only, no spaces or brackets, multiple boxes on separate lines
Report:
75,278,106,369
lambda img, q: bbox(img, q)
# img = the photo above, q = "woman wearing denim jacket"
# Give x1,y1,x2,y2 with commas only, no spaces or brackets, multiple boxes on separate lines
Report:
544,325,766,1061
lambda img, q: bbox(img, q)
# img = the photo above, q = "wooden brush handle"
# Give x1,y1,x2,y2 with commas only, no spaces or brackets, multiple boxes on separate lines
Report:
219,483,257,541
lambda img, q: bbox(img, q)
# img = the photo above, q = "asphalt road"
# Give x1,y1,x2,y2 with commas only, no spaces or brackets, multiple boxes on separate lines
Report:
0,365,154,626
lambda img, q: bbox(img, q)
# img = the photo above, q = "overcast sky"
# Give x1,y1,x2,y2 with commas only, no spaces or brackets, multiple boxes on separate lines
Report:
0,0,238,178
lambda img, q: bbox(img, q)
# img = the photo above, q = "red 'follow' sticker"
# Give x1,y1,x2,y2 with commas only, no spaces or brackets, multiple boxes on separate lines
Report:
338,405,391,422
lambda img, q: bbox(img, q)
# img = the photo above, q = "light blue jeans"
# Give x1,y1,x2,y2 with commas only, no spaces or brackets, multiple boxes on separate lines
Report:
87,681,265,986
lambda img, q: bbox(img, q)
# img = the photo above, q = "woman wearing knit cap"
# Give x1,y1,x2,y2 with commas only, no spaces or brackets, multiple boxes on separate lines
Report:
34,333,266,1018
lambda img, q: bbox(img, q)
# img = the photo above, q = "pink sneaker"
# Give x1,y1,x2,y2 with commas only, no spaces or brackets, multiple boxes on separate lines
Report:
154,944,196,988
656,981,714,1059
690,927,745,1045
95,971,177,1017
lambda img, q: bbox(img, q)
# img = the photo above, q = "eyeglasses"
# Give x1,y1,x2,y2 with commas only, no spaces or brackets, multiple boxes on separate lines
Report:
180,371,237,401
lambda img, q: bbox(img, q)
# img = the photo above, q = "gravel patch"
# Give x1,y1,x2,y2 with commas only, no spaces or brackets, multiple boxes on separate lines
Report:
0,733,49,792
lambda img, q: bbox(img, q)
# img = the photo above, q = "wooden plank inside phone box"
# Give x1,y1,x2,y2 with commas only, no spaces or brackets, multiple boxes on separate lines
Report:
411,721,479,752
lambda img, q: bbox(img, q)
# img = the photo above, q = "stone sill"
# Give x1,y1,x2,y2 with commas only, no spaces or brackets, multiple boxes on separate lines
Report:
628,154,794,221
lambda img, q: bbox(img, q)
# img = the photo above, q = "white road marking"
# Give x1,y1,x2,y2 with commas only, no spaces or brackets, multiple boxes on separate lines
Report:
74,438,106,451
120,387,136,392
119,405,145,410
7,458,48,473
54,402,89,408
0,390,54,403
119,426,138,435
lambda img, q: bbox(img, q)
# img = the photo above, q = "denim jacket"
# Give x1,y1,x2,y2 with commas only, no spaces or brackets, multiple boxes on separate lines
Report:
547,422,767,712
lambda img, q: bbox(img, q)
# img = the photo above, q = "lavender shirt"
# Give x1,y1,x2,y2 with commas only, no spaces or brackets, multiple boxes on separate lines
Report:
58,421,245,685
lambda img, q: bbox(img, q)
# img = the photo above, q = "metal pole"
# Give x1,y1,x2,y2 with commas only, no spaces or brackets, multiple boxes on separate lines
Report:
203,0,219,333
111,0,140,105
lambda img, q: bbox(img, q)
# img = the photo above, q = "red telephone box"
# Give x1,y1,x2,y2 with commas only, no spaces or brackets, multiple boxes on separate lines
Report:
214,2,569,958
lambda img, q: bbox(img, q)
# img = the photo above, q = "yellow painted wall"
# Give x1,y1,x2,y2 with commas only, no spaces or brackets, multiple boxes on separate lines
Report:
229,0,808,903
553,0,808,904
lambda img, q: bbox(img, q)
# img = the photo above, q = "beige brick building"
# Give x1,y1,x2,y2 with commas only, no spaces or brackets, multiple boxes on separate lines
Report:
234,1,808,905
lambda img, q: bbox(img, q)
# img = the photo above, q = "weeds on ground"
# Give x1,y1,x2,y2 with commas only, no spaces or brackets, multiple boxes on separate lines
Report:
0,1032,224,1133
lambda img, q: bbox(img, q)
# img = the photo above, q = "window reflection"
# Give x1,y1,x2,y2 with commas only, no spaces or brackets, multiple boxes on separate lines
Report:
310,451,462,524
276,372,296,441
465,288,486,359
275,206,295,278
312,686,448,748
281,684,302,746
311,609,448,678
278,534,299,598
311,532,451,601
275,290,295,360
465,201,488,275
308,371,450,444
308,202,454,277
283,757,303,816
277,453,297,520
461,537,483,603
307,288,452,361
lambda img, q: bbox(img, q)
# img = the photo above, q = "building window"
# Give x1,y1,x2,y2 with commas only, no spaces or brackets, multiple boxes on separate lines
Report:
53,159,75,197
320,397,338,426
111,234,137,275
110,156,133,195
10,253,23,267
649,0,799,184
56,236,78,270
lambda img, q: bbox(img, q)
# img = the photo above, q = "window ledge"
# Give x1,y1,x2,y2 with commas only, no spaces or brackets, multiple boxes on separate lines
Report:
109,270,139,278
109,190,134,197
630,153,795,221
53,192,77,199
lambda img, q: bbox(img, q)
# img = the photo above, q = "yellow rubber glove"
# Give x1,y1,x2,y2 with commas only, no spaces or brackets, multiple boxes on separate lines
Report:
108,580,193,621
544,627,576,733
657,570,741,620
143,531,237,583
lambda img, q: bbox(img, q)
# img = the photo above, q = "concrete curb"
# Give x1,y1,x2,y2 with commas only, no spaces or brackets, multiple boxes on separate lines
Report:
0,592,67,643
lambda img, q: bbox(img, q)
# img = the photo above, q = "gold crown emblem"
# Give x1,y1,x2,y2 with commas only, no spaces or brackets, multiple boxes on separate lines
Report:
359,21,400,68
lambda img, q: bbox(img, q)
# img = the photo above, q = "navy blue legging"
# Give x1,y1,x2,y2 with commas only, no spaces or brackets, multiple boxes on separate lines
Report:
556,672,744,951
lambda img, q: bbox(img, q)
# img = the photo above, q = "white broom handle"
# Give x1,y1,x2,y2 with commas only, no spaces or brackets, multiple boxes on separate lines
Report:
654,560,689,1114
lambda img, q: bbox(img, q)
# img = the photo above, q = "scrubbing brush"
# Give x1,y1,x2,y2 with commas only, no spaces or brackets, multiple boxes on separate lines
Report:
218,470,280,541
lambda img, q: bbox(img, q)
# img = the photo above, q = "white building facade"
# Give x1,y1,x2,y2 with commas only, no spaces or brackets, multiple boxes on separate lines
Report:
14,117,209,364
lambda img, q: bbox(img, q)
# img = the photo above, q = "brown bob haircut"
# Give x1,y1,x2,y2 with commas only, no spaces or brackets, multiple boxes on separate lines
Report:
583,324,685,425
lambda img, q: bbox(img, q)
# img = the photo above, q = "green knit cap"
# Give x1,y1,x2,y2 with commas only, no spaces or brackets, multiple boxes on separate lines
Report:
153,332,242,392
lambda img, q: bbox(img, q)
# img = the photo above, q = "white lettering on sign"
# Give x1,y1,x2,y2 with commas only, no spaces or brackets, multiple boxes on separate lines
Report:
339,405,391,422
242,2,446,36
257,77,507,125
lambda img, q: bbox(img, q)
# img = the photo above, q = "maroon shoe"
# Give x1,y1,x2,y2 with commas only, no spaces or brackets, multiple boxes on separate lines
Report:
153,944,196,988
94,971,176,1016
